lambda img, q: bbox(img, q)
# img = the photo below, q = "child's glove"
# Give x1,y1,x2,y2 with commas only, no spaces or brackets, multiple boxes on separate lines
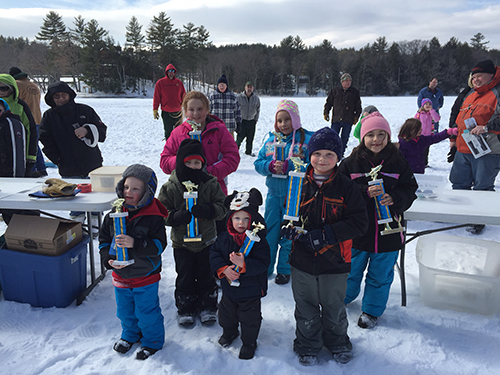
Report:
447,145,457,163
280,224,304,241
190,203,215,220
447,128,458,136
300,225,337,252
324,113,330,122
171,209,192,227
269,159,288,174
42,178,77,197
153,109,159,120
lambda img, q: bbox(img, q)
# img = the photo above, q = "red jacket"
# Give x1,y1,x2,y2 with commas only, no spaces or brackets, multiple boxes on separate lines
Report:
153,64,186,112
456,66,500,154
159,115,240,195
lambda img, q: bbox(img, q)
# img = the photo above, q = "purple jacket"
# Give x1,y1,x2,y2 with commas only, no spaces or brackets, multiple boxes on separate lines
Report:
398,130,449,174
159,115,240,195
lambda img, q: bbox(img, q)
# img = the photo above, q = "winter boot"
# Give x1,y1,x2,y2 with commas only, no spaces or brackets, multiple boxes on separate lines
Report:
467,224,485,235
177,312,196,328
239,343,257,360
136,347,158,360
218,331,239,347
332,351,353,364
199,310,217,326
275,273,290,285
358,312,378,329
113,338,135,354
298,354,318,366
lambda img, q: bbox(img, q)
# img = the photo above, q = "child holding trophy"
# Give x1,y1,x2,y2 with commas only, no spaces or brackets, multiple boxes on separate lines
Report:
254,99,313,285
209,188,270,360
338,112,417,330
99,164,169,360
281,127,368,366
158,139,226,328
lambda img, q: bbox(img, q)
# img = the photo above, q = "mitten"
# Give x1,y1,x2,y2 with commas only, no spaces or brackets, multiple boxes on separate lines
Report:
447,128,458,136
280,223,304,241
447,145,457,163
153,109,159,120
269,159,289,174
190,202,215,220
300,225,337,251
42,178,77,197
171,209,192,227
324,113,330,122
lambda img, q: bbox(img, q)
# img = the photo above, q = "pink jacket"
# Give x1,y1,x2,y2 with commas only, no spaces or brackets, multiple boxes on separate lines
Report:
159,115,240,195
414,109,440,136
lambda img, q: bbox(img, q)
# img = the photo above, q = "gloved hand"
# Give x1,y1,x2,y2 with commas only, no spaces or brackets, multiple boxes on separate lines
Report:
447,145,457,163
300,225,337,251
190,203,215,220
171,209,192,227
269,159,288,174
324,114,330,122
280,223,304,241
447,128,458,136
235,122,242,134
153,109,159,120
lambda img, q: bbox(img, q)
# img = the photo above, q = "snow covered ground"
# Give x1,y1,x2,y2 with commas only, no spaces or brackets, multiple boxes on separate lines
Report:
1,96,500,375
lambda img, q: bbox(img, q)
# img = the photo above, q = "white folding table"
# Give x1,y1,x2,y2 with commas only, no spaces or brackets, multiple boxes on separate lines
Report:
399,189,500,306
0,177,116,304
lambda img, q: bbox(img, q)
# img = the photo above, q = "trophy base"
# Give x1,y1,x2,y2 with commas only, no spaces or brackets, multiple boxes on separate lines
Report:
380,227,405,236
112,259,135,266
184,235,202,242
377,218,393,225
272,174,287,179
283,214,299,221
230,280,240,287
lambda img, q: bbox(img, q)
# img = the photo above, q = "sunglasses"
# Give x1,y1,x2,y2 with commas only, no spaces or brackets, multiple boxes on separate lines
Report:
0,86,10,92
167,69,175,72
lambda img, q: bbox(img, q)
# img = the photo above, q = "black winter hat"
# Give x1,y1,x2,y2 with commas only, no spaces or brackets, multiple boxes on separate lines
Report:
45,81,77,108
225,188,263,224
116,164,158,209
217,74,228,85
9,66,28,80
175,138,206,184
308,127,343,160
471,59,496,76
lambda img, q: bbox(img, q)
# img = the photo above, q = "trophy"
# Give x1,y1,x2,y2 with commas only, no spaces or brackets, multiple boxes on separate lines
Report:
272,131,287,178
182,180,202,242
366,165,404,236
187,120,202,141
283,157,307,221
230,221,265,287
109,198,135,266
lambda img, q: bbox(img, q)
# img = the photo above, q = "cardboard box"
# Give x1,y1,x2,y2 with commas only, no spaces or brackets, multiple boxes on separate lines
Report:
0,235,89,308
89,166,127,192
5,214,82,256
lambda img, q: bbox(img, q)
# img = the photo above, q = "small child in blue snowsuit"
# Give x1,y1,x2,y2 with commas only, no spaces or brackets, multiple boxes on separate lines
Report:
99,164,169,360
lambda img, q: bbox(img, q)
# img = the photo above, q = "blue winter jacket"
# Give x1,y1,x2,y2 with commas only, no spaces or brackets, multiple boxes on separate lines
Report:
254,129,313,197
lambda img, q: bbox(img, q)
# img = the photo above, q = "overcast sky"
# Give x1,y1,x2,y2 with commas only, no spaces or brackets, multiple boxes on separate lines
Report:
2,0,500,50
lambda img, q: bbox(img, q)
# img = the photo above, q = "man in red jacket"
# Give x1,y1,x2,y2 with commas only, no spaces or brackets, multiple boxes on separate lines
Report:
153,64,186,140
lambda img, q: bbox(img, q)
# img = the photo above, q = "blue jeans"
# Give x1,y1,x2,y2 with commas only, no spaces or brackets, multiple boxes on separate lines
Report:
449,151,500,191
345,249,399,317
331,121,352,158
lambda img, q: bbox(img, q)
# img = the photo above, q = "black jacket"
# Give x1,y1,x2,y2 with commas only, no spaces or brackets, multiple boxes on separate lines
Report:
99,199,168,279
0,112,26,177
39,81,106,177
338,144,417,253
209,216,270,302
289,165,368,275
323,85,362,124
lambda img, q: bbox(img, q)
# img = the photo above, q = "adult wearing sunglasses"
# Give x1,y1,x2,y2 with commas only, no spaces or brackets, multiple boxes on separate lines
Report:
153,64,186,140
0,74,37,175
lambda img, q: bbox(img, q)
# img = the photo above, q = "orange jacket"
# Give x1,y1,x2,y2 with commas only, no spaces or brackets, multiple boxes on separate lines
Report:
456,67,500,154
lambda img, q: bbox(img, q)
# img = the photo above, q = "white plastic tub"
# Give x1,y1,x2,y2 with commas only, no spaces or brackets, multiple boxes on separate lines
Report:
416,234,500,315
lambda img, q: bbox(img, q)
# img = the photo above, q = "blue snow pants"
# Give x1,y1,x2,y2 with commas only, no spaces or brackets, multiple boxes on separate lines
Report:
264,193,292,276
344,249,399,317
115,281,165,350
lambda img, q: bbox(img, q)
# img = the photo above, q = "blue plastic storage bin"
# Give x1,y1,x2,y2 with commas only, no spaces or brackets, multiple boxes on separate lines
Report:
0,235,89,308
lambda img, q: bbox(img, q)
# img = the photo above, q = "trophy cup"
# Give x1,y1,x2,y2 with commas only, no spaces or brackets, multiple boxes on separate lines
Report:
230,221,265,287
272,131,287,178
187,120,202,141
182,180,202,242
366,165,404,236
109,198,135,266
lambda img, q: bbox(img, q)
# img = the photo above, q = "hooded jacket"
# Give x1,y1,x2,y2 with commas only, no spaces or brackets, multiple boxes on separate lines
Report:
0,98,26,177
159,115,240,195
39,81,107,177
0,74,37,165
153,64,186,113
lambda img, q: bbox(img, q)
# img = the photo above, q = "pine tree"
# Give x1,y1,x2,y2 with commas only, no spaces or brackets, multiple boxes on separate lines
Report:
125,16,145,51
36,11,67,45
470,32,489,50
69,15,86,47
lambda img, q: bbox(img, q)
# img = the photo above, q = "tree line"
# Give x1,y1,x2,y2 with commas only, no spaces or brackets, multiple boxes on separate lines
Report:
1,10,499,96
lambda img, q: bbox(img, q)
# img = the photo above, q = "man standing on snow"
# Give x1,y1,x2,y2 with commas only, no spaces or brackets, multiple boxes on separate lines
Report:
236,81,260,156
417,77,444,132
153,64,186,140
323,73,362,158
209,74,242,137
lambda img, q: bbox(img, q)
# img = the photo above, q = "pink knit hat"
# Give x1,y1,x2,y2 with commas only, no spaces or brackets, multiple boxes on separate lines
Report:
274,99,302,132
360,111,391,140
